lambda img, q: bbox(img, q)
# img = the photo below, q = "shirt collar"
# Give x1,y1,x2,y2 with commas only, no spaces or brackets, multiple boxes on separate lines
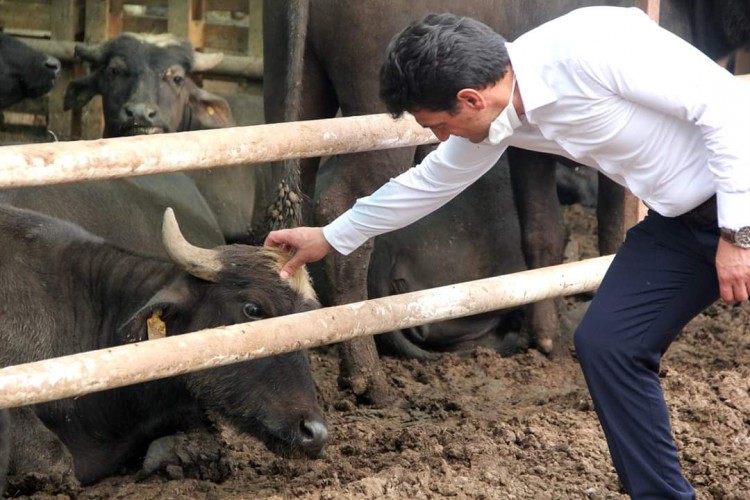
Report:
506,42,557,116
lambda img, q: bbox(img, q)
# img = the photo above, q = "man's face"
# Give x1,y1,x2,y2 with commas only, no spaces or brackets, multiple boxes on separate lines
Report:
411,72,515,144
412,105,494,143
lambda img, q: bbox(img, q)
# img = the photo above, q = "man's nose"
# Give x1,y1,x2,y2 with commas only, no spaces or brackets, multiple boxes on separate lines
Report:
432,128,450,142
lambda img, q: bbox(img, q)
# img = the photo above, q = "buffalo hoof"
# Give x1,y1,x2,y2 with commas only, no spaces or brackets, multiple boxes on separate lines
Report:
5,469,79,497
141,432,233,482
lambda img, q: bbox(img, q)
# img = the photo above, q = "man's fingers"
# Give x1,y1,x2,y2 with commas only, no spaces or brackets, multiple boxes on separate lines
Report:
280,256,303,279
719,279,750,302
733,283,750,302
264,229,289,248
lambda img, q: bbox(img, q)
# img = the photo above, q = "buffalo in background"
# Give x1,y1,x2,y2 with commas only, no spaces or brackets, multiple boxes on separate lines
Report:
0,207,327,496
63,32,301,246
0,35,227,259
0,32,60,109
263,0,750,406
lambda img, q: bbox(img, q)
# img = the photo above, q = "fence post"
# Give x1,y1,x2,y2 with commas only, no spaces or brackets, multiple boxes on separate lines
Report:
49,0,83,141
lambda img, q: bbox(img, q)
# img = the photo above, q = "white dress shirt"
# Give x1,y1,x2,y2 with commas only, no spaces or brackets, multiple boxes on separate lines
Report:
324,6,750,255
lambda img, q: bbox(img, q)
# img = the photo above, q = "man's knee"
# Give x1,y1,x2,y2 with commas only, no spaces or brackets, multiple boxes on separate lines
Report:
573,312,635,366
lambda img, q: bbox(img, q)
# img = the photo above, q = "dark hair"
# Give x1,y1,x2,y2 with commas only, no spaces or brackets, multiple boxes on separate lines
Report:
379,13,510,117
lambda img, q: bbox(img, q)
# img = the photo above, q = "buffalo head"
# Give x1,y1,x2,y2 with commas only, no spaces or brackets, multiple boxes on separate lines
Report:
118,209,328,458
64,33,233,137
0,33,60,109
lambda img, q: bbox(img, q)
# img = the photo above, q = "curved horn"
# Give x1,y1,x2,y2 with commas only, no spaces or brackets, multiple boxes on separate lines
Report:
192,51,224,72
162,208,223,282
74,42,106,64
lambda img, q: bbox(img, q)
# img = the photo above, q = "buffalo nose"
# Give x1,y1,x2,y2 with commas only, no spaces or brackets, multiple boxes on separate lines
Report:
299,417,328,457
123,102,158,122
45,56,61,75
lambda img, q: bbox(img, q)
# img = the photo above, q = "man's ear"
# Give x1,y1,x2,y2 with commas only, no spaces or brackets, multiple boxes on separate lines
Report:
456,88,487,110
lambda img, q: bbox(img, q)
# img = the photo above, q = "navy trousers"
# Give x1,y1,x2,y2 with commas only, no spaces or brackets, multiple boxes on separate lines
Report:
574,209,720,499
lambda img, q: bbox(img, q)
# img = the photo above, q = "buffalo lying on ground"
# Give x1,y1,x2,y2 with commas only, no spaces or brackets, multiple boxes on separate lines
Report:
0,32,60,109
0,206,327,496
264,0,750,405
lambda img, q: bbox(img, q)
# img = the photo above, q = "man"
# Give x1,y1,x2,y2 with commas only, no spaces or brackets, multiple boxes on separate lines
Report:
265,6,750,498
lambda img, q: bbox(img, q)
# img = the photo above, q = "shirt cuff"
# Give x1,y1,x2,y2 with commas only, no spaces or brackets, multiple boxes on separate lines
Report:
322,214,370,256
717,191,750,230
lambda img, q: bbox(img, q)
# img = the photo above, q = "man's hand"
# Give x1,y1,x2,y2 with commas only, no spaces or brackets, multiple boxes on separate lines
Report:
264,227,335,279
716,238,750,302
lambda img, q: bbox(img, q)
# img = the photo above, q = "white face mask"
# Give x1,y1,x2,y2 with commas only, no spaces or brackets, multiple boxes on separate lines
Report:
484,76,521,145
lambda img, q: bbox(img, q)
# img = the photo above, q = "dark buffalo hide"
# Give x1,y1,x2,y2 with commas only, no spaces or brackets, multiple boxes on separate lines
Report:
0,205,327,496
0,33,59,109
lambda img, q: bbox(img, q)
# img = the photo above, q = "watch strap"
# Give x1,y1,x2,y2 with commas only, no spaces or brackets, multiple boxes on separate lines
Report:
720,227,737,244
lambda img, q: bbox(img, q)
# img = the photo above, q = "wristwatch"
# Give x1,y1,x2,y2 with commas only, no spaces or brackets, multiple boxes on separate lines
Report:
720,226,750,249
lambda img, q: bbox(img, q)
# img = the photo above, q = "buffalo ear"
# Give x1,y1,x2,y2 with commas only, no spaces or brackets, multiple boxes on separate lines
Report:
63,72,101,111
118,277,194,343
187,81,235,129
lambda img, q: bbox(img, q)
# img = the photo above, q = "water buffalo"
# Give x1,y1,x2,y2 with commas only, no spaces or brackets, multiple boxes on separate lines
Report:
0,173,226,258
0,32,60,109
63,32,296,245
263,0,750,404
0,32,225,257
0,206,327,496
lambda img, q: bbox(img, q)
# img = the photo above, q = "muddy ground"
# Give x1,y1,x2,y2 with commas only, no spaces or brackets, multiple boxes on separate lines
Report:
19,205,750,499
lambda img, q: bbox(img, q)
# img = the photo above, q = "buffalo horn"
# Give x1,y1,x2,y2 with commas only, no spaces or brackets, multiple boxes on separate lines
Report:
162,208,222,282
74,43,106,64
193,52,224,72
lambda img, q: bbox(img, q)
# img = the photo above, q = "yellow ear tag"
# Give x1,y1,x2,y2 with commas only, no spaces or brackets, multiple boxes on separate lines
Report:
207,106,215,115
147,310,167,340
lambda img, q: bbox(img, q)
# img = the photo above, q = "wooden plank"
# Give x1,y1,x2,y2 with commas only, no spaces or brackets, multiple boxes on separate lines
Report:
168,0,205,48
209,0,248,12
48,0,81,141
735,48,750,75
1,97,49,116
122,16,167,34
247,0,261,58
81,0,111,139
635,0,660,22
0,3,52,32
204,23,247,54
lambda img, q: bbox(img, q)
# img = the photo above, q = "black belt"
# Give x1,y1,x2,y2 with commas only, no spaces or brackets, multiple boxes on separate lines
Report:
677,195,717,227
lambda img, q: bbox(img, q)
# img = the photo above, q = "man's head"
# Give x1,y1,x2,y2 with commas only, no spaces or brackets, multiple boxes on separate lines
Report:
379,13,510,118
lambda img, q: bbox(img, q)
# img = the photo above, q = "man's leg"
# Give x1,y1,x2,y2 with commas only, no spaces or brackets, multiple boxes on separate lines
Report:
574,213,719,499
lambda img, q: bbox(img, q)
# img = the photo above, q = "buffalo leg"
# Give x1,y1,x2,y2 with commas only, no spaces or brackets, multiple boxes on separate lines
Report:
507,148,567,358
596,174,626,255
314,150,416,406
6,407,78,496
0,409,8,494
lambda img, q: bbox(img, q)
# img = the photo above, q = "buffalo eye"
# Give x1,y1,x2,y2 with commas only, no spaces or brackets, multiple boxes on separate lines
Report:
107,66,122,78
171,74,184,86
242,302,264,321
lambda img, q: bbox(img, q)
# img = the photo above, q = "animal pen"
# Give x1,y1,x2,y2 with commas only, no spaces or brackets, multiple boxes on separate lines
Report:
0,0,663,409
